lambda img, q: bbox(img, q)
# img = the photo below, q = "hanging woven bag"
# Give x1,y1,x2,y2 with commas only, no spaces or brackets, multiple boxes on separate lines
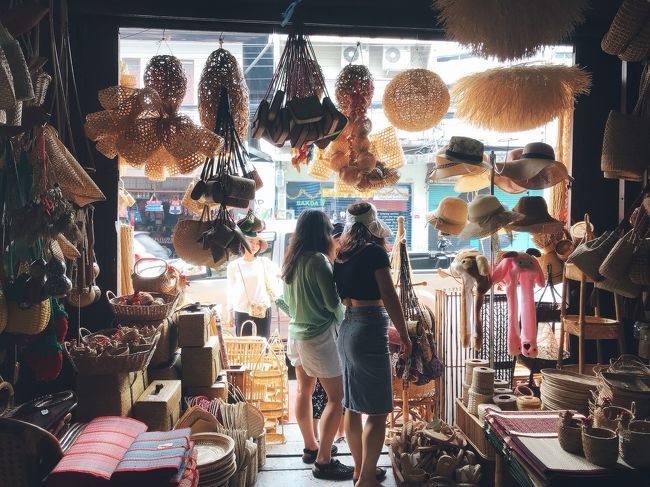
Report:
630,238,650,285
5,298,51,335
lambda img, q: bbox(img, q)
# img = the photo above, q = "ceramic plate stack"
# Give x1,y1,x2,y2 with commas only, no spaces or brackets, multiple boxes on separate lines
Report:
540,369,599,415
192,433,237,487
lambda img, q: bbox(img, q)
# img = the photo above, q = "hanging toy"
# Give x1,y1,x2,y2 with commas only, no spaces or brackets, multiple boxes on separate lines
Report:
450,249,491,350
491,249,545,358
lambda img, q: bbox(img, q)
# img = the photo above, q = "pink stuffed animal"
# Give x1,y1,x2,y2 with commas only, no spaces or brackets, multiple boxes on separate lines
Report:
491,250,545,358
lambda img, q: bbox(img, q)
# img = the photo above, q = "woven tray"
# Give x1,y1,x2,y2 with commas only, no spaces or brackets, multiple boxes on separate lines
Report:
107,291,178,322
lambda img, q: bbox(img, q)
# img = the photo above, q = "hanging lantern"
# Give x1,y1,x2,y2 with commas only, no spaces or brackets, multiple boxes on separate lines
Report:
382,68,450,132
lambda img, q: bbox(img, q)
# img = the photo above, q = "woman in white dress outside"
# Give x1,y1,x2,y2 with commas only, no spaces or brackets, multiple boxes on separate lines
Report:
226,234,281,338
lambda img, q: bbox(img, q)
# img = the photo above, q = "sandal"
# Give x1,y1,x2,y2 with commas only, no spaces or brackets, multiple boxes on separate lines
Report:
352,467,387,484
302,444,338,464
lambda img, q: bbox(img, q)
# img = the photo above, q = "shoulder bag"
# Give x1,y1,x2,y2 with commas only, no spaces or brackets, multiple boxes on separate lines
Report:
238,262,268,319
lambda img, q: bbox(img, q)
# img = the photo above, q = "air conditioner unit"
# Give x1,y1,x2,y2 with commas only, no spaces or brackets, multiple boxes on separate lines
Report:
340,45,369,67
382,46,411,70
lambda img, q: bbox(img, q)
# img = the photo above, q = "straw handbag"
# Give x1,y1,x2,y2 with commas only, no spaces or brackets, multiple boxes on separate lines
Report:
602,0,650,62
172,211,213,267
5,298,51,335
630,238,650,285
602,64,650,181
567,230,619,281
600,207,649,280
131,258,180,295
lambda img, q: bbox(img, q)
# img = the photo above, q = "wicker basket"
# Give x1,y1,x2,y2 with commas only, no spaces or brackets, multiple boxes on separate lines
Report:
557,417,583,454
64,329,161,375
107,291,177,322
593,405,633,430
5,299,51,335
620,420,650,468
582,426,619,467
253,432,266,468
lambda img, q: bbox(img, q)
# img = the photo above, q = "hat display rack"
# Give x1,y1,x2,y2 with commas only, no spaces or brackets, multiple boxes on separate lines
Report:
251,15,347,157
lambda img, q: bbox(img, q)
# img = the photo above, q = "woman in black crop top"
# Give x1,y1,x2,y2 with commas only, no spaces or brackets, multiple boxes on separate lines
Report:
334,202,412,487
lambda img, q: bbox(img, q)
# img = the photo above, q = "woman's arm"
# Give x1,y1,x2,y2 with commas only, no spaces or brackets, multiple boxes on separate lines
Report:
375,266,412,358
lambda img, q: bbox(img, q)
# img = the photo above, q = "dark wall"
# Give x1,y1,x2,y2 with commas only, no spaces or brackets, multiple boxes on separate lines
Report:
66,0,627,325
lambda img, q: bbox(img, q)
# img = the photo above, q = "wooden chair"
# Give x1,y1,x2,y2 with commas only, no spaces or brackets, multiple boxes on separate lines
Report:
557,263,625,374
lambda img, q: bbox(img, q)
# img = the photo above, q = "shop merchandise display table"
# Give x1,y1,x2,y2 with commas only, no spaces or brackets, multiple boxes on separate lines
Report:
483,409,644,487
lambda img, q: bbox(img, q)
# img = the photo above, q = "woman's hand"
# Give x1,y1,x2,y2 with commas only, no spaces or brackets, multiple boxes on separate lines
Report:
400,335,413,359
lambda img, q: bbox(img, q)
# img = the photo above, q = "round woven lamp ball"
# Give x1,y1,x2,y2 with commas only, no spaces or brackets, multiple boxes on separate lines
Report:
382,68,450,132
144,55,187,110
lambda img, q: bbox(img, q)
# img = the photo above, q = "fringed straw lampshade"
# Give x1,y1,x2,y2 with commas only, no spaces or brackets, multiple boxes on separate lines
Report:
452,65,591,132
434,0,589,62
382,68,449,132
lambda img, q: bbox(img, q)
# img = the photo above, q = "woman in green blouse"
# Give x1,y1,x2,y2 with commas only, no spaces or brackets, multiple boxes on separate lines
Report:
283,209,353,481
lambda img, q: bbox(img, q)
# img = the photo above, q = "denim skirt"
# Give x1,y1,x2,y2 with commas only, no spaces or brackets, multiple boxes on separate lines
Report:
337,306,392,415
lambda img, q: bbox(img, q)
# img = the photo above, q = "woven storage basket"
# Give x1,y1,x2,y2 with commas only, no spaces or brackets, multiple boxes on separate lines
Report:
516,395,541,411
172,218,215,267
107,291,177,322
593,405,633,430
467,390,492,416
65,329,161,375
557,417,583,454
620,420,650,468
581,426,619,467
462,381,471,406
131,258,180,295
245,440,258,487
5,298,51,335
253,432,266,468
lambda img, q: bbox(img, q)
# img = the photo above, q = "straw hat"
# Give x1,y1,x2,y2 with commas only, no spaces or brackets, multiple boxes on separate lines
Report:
498,143,570,189
243,234,268,256
426,197,468,236
493,149,527,194
536,251,563,285
428,136,487,181
452,65,591,132
454,170,490,193
459,195,523,239
508,196,564,234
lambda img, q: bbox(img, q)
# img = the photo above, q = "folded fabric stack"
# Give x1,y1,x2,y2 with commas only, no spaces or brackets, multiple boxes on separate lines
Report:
47,416,198,486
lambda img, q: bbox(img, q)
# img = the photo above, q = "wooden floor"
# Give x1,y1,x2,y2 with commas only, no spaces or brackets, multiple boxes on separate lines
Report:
259,423,398,486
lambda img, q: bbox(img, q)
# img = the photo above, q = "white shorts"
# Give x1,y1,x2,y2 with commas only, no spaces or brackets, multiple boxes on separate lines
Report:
286,324,342,379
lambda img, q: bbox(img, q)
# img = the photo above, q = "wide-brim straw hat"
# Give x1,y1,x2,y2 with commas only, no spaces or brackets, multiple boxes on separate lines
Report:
426,196,468,236
493,148,528,194
429,136,488,181
454,170,490,193
244,235,268,255
459,194,523,239
498,143,570,190
508,196,565,234
429,146,486,180
452,65,591,132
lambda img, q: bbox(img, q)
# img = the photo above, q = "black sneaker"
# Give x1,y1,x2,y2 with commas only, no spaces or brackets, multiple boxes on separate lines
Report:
312,459,355,480
302,444,338,464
